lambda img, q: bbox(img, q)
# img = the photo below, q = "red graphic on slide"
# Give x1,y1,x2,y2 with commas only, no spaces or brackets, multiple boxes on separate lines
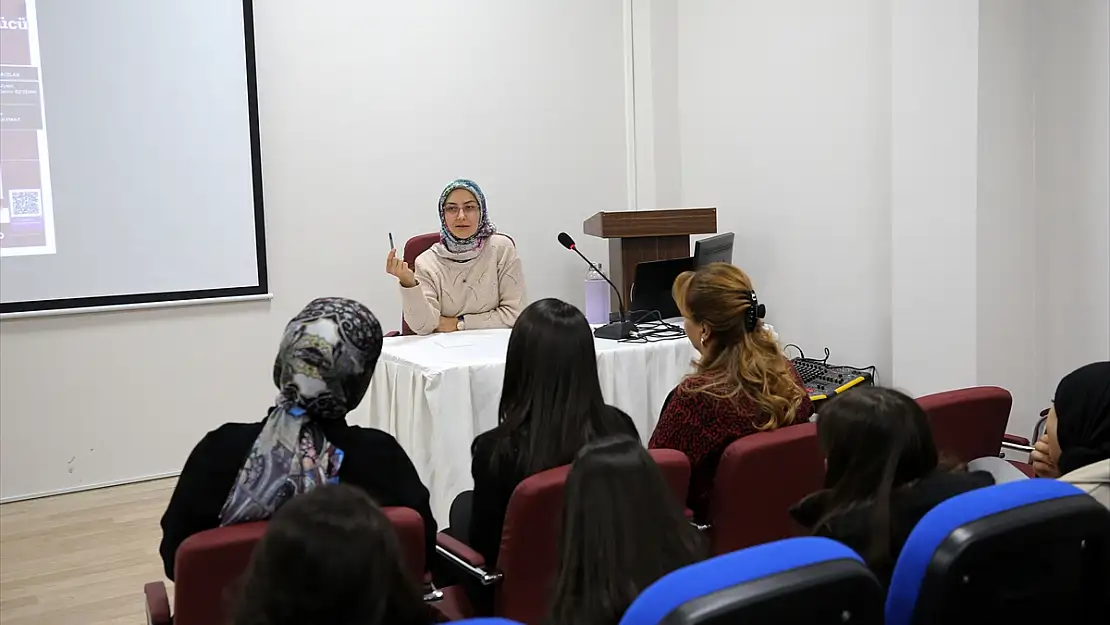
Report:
1,0,55,256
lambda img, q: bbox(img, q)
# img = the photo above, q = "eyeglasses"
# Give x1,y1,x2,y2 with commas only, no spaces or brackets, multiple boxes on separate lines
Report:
444,204,480,217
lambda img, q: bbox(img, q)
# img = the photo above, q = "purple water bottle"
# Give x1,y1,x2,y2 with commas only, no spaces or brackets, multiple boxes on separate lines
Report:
585,263,610,325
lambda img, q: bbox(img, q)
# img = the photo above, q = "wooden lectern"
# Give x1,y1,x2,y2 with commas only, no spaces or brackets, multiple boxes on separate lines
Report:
583,207,717,310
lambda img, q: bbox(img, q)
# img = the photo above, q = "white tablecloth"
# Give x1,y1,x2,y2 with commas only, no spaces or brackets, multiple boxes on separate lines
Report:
363,329,697,523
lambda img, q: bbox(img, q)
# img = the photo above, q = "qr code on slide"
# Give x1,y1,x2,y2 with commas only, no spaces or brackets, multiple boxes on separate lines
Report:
10,189,42,217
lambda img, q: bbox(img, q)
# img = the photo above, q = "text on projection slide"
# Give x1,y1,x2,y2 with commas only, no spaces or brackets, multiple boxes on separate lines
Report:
1,0,56,257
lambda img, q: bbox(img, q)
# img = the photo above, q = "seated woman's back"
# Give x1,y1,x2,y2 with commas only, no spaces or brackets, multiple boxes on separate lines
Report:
159,298,436,579
232,484,436,625
649,263,813,519
545,437,705,625
790,386,994,587
468,298,639,567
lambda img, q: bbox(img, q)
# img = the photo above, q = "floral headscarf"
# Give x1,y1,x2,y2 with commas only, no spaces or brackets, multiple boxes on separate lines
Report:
219,297,384,525
435,178,497,260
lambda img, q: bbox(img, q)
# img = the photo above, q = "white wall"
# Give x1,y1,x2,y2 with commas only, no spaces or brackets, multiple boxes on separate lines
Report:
674,0,893,378
890,0,981,393
975,0,1109,435
0,0,631,501
664,0,1105,437
646,0,683,208
1033,0,1110,408
976,0,1040,429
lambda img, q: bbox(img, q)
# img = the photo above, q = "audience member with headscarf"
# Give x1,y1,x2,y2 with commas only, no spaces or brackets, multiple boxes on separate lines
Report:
385,179,525,334
159,297,435,579
1031,361,1110,508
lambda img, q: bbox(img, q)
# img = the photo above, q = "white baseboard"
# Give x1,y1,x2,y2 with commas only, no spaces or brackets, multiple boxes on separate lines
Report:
0,471,181,504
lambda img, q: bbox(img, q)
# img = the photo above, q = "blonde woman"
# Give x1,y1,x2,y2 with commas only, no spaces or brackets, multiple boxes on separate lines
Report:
649,263,812,519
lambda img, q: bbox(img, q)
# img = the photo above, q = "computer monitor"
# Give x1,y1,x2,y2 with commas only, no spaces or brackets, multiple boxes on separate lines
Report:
694,232,735,267
629,256,694,320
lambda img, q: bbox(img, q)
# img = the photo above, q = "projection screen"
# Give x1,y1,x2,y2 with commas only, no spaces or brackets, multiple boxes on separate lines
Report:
0,0,266,315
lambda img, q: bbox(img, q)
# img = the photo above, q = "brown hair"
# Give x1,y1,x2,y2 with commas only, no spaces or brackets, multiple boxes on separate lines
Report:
672,262,805,430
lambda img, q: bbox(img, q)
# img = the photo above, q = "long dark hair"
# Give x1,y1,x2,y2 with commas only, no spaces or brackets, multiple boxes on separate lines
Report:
479,298,624,475
815,386,939,568
546,436,705,625
231,484,431,625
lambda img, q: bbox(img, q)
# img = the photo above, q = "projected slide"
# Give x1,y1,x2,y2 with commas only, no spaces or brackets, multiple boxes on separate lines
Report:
0,0,55,257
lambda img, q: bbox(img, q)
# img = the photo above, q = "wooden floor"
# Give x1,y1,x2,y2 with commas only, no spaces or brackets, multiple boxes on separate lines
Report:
0,479,176,625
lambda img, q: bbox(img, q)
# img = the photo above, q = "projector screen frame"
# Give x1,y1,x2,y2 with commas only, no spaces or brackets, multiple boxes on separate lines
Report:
0,0,269,318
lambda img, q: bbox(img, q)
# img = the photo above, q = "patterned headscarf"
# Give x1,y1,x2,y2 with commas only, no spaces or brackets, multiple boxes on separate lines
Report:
1055,361,1110,474
219,297,384,525
435,178,497,259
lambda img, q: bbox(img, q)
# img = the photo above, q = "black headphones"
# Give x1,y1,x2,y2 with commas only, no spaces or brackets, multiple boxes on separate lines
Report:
742,290,767,332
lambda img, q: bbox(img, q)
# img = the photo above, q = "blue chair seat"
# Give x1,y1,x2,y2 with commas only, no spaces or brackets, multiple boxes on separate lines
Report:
621,536,883,625
887,479,1110,625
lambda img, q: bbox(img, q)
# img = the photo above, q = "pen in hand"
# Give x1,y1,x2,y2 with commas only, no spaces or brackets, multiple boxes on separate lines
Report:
385,233,417,288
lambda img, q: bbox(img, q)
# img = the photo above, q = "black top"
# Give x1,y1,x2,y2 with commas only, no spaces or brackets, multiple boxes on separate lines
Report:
159,418,436,580
789,470,995,587
467,405,639,568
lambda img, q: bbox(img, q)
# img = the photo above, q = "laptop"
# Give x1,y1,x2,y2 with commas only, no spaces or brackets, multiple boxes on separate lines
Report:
629,257,694,321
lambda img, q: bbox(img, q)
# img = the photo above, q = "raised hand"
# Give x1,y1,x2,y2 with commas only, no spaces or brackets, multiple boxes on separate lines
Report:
1030,434,1061,478
385,248,417,288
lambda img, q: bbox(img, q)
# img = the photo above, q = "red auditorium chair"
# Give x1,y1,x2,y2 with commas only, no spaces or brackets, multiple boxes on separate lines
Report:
1000,407,1049,477
434,449,691,625
916,386,1013,464
385,233,440,337
144,507,427,625
706,422,825,555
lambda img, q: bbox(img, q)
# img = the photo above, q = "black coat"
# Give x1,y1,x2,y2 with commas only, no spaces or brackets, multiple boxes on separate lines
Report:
789,470,995,586
159,417,436,580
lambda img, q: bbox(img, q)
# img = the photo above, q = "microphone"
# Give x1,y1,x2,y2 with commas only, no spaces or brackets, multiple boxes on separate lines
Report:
558,232,636,340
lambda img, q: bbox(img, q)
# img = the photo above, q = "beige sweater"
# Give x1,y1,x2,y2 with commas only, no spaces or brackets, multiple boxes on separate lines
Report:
400,234,526,335
1060,459,1110,510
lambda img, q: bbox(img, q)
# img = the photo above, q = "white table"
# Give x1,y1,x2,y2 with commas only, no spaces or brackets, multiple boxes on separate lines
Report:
364,329,697,523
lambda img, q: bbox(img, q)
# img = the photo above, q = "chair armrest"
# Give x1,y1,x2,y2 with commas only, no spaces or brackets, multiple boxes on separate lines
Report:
1001,440,1034,454
1003,433,1031,447
143,581,172,625
435,533,502,586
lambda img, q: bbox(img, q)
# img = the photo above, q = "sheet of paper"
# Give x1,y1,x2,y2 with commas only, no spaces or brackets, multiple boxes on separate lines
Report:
428,333,481,349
